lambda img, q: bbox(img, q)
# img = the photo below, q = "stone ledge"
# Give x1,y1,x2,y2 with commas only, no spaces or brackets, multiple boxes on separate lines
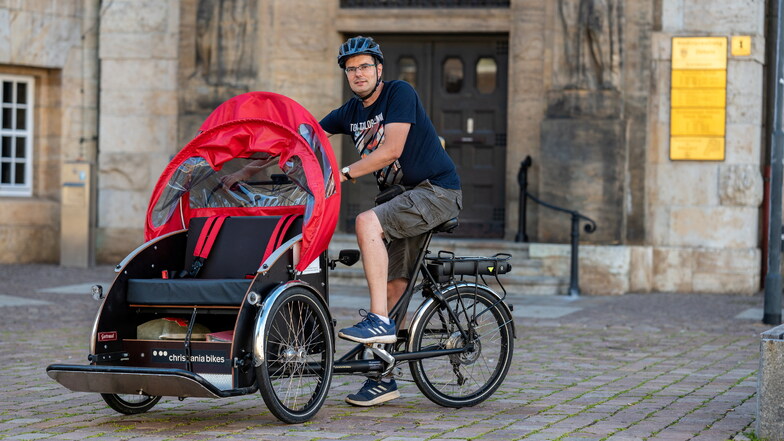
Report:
762,325,784,340
0,198,58,226
529,243,760,295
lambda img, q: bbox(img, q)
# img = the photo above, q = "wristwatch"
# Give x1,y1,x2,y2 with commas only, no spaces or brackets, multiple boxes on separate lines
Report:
341,166,355,182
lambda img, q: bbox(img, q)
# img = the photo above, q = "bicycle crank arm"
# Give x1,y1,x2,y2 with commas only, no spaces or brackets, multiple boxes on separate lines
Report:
333,359,386,374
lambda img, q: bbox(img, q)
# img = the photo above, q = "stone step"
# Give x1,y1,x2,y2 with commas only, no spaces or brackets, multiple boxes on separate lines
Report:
328,267,568,297
327,234,568,296
328,234,532,264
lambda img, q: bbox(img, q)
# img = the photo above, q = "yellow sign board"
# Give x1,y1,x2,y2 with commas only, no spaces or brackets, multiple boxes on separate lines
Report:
670,37,727,161
731,36,752,56
671,108,726,136
671,88,726,108
670,137,725,161
672,37,727,69
671,70,726,89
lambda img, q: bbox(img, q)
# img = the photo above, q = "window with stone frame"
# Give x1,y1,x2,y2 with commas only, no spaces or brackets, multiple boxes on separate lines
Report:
0,74,34,197
340,0,509,7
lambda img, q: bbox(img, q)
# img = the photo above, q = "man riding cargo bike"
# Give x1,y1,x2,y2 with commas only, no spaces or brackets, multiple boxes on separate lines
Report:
46,37,515,424
321,35,465,406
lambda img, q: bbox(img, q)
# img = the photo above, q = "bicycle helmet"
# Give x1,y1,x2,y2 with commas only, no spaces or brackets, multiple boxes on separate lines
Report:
337,36,384,68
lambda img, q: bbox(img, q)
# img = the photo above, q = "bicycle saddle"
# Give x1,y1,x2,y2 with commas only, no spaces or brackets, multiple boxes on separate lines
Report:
434,218,459,233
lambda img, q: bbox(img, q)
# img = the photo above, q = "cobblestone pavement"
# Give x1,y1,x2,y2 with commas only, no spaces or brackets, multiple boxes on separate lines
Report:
0,264,771,440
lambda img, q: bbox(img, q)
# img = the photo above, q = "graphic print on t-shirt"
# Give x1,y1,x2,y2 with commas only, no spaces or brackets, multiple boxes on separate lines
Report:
352,112,402,187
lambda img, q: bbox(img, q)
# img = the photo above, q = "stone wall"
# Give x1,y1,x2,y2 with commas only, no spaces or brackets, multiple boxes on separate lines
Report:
0,0,770,294
644,0,765,293
528,0,769,295
0,1,88,263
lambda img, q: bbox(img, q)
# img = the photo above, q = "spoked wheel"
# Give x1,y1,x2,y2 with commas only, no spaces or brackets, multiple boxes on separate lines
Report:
101,393,161,415
409,284,514,407
256,287,334,423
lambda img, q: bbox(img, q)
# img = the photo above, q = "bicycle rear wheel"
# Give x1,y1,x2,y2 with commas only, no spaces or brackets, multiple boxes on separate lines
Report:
409,284,514,407
256,287,334,423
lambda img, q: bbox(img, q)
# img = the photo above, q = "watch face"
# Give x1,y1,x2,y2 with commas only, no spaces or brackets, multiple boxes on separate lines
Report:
342,167,350,174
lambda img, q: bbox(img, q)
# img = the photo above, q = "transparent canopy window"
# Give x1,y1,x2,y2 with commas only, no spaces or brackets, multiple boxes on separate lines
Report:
151,154,312,228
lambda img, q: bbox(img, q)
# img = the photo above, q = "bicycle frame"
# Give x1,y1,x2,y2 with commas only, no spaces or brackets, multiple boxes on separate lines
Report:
333,222,496,375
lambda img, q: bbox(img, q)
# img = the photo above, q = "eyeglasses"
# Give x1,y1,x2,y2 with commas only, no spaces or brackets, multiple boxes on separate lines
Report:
344,63,376,75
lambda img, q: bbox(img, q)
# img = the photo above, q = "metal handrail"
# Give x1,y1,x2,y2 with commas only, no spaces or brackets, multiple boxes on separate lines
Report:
515,155,597,296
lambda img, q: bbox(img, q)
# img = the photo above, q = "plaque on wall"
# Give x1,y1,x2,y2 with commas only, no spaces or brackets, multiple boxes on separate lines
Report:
669,37,727,161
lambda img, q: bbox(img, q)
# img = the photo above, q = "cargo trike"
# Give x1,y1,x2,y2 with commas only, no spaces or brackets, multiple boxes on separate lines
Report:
47,92,516,423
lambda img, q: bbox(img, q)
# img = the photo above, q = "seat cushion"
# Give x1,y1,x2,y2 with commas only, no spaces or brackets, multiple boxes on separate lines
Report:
127,279,252,306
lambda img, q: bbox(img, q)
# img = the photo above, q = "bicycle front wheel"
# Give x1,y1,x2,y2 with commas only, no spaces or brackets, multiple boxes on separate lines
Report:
101,393,160,415
256,287,334,423
409,284,514,407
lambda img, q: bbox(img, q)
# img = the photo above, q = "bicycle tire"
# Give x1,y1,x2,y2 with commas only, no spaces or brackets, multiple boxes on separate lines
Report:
101,393,160,415
256,287,334,423
409,284,514,407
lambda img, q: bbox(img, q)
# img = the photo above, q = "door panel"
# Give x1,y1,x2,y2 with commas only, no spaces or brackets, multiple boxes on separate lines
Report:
339,35,508,238
432,37,508,238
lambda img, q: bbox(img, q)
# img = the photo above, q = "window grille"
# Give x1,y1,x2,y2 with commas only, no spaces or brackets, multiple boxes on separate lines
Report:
0,74,33,196
341,0,509,7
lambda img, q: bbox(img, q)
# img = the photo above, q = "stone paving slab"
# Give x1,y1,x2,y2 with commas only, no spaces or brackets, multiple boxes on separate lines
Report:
0,264,771,440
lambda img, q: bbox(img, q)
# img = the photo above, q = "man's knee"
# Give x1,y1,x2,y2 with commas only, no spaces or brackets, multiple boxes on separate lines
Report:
356,210,383,238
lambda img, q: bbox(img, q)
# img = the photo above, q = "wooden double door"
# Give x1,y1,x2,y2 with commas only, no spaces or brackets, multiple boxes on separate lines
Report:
340,34,508,238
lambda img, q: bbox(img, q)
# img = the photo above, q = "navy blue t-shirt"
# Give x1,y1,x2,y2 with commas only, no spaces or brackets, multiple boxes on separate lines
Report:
320,80,460,190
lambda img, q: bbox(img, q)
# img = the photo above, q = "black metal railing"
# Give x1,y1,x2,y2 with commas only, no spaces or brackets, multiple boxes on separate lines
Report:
515,156,597,297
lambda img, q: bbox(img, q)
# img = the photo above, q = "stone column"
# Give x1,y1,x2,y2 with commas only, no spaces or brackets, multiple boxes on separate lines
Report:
60,0,100,267
96,0,180,263
506,0,548,242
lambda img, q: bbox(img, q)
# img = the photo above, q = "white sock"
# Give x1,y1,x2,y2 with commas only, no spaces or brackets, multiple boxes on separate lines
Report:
376,314,390,325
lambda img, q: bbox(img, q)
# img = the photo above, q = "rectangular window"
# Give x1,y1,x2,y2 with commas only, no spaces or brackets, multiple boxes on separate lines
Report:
0,74,34,196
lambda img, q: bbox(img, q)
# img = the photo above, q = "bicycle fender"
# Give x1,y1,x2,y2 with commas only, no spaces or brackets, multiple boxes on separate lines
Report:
406,283,516,354
252,280,333,367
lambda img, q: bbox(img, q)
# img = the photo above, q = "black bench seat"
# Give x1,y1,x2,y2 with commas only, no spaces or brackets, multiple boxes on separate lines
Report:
127,279,251,306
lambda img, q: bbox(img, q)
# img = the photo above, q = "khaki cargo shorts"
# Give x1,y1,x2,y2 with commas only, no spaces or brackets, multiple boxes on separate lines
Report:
373,180,462,281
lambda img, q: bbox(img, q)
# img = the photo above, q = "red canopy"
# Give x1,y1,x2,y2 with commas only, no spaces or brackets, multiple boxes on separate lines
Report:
144,92,339,272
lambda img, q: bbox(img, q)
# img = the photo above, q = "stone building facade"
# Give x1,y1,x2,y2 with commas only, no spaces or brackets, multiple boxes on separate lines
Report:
0,0,768,294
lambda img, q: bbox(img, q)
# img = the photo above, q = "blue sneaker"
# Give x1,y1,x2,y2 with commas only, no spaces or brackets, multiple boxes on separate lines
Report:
338,311,397,344
345,378,400,406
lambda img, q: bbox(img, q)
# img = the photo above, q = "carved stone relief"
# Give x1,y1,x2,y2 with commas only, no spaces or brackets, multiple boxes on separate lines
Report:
719,164,763,207
557,0,621,90
179,0,258,144
193,0,257,88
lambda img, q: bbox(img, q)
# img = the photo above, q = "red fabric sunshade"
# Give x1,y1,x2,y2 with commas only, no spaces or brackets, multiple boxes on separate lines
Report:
144,92,339,272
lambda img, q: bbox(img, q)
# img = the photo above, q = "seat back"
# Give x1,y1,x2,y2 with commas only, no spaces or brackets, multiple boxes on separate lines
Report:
183,216,303,279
